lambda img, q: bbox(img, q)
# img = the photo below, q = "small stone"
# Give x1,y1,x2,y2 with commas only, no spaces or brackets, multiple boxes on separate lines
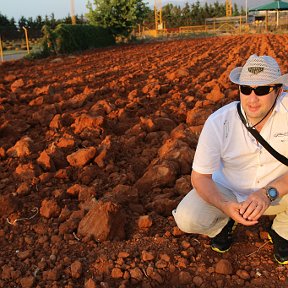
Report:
160,254,170,262
129,267,143,281
215,259,233,275
178,271,192,285
49,254,56,262
17,250,31,260
155,259,167,269
193,275,204,287
259,231,269,240
71,260,82,279
16,183,30,196
40,199,60,218
118,252,130,258
20,276,35,288
42,268,60,281
85,278,96,288
123,270,130,280
111,268,123,279
141,250,155,261
181,240,191,249
236,269,250,280
138,215,153,229
172,226,185,236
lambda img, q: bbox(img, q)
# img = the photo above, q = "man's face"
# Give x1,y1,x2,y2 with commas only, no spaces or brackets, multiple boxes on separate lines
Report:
239,85,281,125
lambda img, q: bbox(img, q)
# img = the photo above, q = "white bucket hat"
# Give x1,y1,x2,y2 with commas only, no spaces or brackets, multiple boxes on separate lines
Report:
229,54,288,86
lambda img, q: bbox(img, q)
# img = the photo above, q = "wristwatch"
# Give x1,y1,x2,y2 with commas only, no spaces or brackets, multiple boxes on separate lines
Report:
264,186,279,202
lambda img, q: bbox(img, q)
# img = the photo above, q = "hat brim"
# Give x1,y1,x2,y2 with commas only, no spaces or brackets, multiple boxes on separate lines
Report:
229,67,288,86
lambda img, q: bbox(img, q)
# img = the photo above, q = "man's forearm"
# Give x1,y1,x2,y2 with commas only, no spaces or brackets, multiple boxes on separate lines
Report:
191,170,258,226
191,171,230,212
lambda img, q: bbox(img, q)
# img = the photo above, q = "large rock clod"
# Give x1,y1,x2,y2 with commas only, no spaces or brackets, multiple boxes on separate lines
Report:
158,139,194,174
135,160,178,194
77,201,126,242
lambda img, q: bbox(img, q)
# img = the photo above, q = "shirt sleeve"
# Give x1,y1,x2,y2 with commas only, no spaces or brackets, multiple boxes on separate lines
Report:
192,116,222,174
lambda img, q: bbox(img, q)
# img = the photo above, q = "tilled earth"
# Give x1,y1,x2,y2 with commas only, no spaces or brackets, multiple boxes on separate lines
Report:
0,33,288,288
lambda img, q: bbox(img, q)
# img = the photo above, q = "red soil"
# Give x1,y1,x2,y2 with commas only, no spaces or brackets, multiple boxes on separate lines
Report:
0,34,288,287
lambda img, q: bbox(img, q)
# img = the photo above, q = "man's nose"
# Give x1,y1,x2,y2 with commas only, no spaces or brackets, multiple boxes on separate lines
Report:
248,91,259,102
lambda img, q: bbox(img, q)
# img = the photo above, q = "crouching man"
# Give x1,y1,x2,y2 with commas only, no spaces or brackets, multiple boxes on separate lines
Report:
173,55,288,264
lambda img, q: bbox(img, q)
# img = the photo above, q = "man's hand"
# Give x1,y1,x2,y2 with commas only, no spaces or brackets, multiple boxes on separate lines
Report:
239,189,270,222
220,201,259,226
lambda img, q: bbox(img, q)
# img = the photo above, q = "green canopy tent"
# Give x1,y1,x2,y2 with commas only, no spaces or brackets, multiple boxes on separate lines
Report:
249,0,288,27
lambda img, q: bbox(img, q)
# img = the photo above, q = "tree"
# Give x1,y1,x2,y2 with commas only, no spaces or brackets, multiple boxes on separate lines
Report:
162,4,174,28
18,16,28,29
240,6,246,16
0,13,18,39
171,5,182,26
49,13,57,29
233,3,240,16
190,1,202,24
182,3,191,26
86,0,149,38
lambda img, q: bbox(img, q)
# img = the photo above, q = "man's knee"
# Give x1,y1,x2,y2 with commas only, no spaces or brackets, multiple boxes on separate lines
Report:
172,205,213,234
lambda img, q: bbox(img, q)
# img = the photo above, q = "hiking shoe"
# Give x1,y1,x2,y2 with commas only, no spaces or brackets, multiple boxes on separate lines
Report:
268,229,288,265
211,219,236,253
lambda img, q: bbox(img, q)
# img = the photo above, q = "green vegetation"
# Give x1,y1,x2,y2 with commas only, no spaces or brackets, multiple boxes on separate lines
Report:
145,1,245,28
53,24,115,53
25,24,115,58
84,0,245,37
86,0,149,38
0,13,86,41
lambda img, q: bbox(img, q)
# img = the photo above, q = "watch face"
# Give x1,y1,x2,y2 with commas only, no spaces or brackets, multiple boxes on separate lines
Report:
268,188,278,199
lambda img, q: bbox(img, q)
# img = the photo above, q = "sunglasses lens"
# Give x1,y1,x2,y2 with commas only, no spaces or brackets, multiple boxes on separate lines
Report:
240,86,252,95
255,86,271,96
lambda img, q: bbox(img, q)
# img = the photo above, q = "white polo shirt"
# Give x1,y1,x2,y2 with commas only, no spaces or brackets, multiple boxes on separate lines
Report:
192,93,288,202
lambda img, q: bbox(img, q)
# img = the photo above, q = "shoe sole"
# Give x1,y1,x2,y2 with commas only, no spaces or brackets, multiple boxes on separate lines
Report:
210,221,237,254
268,233,288,265
211,245,231,253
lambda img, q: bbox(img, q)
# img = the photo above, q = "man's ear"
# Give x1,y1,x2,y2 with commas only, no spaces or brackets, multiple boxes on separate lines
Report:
277,85,283,96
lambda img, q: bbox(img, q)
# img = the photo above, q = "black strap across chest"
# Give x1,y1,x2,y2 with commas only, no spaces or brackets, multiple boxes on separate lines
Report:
236,102,288,166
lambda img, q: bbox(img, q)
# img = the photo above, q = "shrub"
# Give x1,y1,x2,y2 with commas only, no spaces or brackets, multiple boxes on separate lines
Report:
27,24,115,59
52,24,115,54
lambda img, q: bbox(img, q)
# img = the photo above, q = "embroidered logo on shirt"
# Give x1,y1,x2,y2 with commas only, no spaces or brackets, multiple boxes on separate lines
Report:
248,67,264,74
274,132,288,137
274,132,288,142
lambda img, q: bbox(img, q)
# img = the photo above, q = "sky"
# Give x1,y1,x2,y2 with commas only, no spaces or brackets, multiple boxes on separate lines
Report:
0,0,91,21
0,0,274,21
1,0,89,21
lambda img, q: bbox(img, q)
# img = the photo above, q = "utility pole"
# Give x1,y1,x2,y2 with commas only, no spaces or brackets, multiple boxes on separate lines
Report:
23,27,30,54
0,36,3,62
70,0,76,25
246,0,248,23
154,0,163,30
226,0,232,17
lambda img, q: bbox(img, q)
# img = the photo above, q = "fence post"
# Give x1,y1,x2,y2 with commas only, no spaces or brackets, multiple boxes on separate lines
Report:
0,36,3,62
23,27,30,54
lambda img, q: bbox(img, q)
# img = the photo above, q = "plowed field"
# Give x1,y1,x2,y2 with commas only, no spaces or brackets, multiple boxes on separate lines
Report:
1,34,288,287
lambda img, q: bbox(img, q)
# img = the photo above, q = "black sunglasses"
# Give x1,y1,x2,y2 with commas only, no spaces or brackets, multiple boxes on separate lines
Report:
239,85,282,96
